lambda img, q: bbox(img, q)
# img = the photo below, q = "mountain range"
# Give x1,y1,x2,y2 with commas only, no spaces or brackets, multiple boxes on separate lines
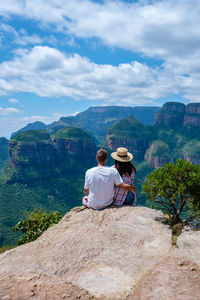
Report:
11,105,160,143
0,102,200,246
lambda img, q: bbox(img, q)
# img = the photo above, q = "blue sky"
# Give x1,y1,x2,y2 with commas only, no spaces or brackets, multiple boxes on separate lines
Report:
0,0,200,138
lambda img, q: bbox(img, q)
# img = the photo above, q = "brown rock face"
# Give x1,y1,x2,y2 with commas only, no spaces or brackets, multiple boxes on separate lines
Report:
144,140,172,168
184,103,200,127
184,153,200,165
53,138,97,163
8,129,97,183
145,155,171,169
9,140,57,168
155,102,200,128
155,102,185,127
0,206,199,300
107,136,150,161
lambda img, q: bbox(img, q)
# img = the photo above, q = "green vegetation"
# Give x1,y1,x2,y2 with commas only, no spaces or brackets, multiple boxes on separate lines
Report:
171,236,178,246
147,140,171,158
49,106,159,143
0,163,84,246
0,137,9,172
51,126,93,141
182,140,200,155
134,161,154,205
143,159,200,225
13,209,62,245
108,115,153,139
11,130,51,143
1,104,200,247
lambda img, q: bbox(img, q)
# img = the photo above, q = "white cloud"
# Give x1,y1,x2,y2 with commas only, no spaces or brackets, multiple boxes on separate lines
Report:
0,45,199,104
0,113,62,138
1,0,200,59
0,106,22,116
0,0,23,17
1,1,200,104
8,97,19,103
0,46,165,104
0,23,44,46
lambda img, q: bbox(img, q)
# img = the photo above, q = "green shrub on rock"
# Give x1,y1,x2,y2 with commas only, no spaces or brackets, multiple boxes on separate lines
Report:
142,159,200,225
13,209,62,245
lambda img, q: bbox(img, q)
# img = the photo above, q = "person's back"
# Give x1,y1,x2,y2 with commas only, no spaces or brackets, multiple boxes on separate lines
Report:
83,148,136,210
84,165,122,209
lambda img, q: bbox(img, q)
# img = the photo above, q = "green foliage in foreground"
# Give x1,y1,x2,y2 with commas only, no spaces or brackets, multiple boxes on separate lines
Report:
143,159,200,225
13,209,63,245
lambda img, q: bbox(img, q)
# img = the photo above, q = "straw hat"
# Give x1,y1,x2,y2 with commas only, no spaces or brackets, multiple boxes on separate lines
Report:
111,147,133,162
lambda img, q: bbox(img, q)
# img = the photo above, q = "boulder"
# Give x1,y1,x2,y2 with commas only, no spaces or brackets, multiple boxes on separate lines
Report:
0,206,199,299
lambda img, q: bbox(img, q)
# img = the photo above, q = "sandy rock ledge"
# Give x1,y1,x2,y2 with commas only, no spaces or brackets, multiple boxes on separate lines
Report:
0,206,199,300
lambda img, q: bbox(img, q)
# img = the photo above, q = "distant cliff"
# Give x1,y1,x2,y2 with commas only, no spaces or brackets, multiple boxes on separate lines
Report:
155,102,200,128
144,140,172,168
8,127,96,184
107,116,153,161
184,103,200,127
106,108,200,168
52,127,96,163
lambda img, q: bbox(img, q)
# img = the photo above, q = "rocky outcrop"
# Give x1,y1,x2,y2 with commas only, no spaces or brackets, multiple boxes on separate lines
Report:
107,136,150,161
52,127,97,163
0,206,200,300
184,153,200,165
9,140,57,168
155,102,185,127
145,140,172,168
182,140,200,165
155,102,200,128
107,116,153,161
8,128,97,184
183,103,200,127
53,138,96,162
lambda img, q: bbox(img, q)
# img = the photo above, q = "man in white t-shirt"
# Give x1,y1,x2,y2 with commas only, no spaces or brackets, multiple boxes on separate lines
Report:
83,149,136,210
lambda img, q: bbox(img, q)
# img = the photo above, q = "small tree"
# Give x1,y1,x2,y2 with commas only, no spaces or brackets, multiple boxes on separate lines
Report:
142,159,200,225
13,209,62,245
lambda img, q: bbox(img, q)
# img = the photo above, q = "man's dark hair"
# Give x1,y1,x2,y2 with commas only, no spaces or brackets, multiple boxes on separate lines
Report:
96,149,107,163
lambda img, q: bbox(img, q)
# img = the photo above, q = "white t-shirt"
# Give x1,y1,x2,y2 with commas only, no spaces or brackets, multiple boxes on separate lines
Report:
84,166,123,210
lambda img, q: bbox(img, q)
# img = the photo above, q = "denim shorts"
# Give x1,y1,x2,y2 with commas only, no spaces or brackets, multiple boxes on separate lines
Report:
124,191,136,205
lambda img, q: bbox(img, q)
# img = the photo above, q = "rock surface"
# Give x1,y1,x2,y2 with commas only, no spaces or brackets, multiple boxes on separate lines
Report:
0,206,200,300
106,116,152,161
184,103,200,127
155,102,200,128
144,140,172,168
155,102,185,127
8,128,96,183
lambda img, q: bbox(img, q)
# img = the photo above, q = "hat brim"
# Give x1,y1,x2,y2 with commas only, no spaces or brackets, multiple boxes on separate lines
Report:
111,152,133,162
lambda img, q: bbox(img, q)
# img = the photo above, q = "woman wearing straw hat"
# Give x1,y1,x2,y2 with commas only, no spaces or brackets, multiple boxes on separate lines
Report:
111,147,136,206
